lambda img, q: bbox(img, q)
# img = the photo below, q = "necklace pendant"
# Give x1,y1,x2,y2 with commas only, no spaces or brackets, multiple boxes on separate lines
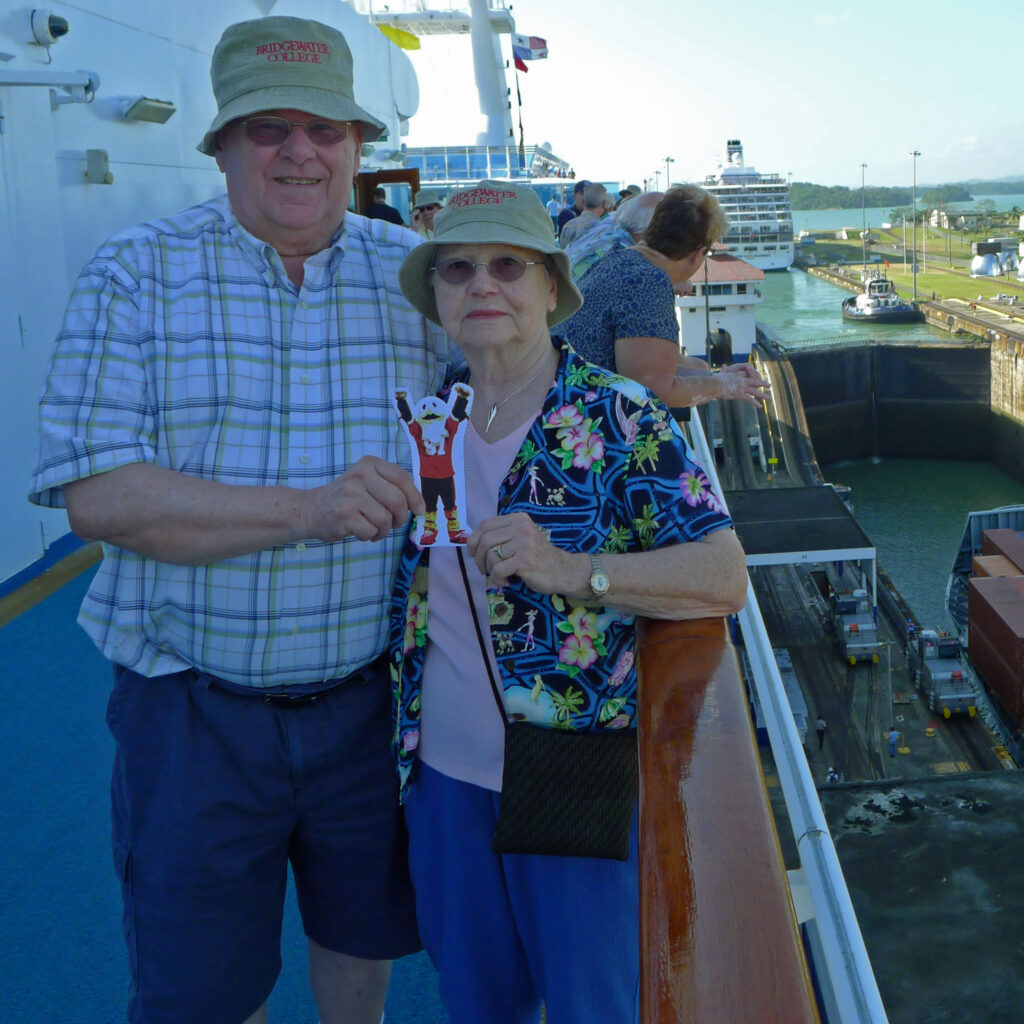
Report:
485,403,499,432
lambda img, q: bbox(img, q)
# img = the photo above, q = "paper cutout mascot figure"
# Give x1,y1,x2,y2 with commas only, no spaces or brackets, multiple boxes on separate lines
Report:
395,384,473,546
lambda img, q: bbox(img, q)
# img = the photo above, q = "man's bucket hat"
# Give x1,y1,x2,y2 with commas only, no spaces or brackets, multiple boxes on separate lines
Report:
399,180,584,327
198,16,386,156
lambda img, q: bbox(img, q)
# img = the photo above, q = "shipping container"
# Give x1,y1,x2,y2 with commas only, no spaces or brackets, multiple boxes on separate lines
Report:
981,529,1024,574
972,554,1023,578
968,576,1024,730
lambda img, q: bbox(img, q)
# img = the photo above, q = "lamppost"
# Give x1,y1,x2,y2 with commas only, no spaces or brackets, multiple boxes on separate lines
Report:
654,170,661,191
860,162,868,271
665,156,674,188
910,149,920,300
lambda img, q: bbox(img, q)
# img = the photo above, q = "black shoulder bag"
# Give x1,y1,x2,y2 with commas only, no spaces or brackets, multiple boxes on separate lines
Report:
456,549,637,860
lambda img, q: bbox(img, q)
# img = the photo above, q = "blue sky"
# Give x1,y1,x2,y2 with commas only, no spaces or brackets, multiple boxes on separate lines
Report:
402,0,1024,190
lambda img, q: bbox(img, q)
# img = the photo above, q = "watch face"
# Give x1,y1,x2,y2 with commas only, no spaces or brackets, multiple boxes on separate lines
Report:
591,571,610,595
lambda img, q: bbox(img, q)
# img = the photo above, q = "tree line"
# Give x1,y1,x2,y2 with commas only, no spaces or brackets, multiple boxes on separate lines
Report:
790,180,1024,210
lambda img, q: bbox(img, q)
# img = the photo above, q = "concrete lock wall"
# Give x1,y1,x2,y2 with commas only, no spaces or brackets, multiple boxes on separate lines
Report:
787,344,994,466
991,338,1024,483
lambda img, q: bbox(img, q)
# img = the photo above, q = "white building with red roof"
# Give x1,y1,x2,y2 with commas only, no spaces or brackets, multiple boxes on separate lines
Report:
676,250,765,363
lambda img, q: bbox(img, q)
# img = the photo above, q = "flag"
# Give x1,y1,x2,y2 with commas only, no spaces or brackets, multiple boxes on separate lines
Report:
511,33,547,61
377,24,420,50
885,259,890,268
514,56,528,73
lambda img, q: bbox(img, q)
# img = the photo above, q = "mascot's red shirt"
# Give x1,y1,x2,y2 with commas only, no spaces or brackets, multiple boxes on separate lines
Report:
409,417,460,478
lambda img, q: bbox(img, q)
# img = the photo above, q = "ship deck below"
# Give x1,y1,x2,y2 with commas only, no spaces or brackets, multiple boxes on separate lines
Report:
0,568,448,1024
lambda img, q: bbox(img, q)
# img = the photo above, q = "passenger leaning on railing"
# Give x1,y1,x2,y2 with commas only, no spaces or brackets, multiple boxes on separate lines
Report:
388,181,748,1023
560,184,771,411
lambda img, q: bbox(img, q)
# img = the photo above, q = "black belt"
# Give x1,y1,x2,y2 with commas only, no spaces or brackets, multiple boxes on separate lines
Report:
202,655,386,707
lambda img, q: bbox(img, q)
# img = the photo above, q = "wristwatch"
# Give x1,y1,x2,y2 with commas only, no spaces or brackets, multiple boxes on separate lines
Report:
588,553,610,599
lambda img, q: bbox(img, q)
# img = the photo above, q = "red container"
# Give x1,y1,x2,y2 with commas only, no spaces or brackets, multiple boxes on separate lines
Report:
981,529,1024,574
973,554,1023,578
968,576,1024,730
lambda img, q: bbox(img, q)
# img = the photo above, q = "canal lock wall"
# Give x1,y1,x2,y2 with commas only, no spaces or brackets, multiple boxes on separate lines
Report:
783,343,1001,468
794,264,1024,481
991,338,1024,483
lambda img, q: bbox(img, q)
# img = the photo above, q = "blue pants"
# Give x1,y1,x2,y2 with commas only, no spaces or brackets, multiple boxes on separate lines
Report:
107,663,418,1024
404,762,640,1024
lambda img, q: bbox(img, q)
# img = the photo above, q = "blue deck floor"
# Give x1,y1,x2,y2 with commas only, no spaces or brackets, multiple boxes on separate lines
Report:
0,566,448,1024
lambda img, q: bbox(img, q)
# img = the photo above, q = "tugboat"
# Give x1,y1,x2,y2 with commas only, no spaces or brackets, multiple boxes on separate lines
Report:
841,273,923,323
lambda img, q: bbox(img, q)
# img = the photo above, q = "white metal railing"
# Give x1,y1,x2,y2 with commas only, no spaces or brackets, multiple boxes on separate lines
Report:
687,410,889,1024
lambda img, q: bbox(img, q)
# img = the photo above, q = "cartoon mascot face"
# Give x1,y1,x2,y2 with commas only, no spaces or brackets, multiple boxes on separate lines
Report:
414,396,449,455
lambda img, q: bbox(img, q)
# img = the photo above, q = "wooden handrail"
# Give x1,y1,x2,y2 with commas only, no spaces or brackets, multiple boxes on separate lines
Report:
637,618,820,1024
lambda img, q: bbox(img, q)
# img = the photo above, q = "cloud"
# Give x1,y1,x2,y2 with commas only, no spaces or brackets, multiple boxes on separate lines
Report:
813,11,852,27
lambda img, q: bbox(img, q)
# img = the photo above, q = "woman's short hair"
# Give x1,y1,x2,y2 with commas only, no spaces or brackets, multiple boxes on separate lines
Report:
642,185,728,260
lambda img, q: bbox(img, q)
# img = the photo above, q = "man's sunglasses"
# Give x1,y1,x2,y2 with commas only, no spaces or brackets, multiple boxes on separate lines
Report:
431,256,545,285
239,116,350,147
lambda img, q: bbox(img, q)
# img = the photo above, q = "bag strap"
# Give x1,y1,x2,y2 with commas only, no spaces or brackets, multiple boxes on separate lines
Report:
456,548,510,728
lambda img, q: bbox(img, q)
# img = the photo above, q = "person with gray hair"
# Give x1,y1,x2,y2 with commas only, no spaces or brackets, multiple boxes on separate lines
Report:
567,189,663,281
561,185,770,410
558,181,609,247
31,14,455,1024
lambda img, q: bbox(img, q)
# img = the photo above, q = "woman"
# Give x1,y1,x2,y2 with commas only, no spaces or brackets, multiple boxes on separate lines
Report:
560,184,769,409
389,181,748,1023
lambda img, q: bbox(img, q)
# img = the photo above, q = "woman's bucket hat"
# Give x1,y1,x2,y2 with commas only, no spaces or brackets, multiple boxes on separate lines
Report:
399,180,584,327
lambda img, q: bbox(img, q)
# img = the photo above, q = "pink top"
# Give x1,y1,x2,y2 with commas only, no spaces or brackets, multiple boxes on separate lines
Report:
418,416,533,791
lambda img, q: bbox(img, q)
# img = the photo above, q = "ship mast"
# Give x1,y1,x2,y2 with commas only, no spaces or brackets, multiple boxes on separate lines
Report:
366,0,517,146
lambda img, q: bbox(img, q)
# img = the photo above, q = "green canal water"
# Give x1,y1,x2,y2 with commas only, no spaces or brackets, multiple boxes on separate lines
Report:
819,458,1024,630
756,268,1024,629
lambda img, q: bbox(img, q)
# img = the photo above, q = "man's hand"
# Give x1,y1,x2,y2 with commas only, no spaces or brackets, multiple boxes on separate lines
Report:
304,456,425,543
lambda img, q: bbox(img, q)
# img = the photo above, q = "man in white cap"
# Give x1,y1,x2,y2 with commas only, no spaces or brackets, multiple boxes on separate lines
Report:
31,15,454,1024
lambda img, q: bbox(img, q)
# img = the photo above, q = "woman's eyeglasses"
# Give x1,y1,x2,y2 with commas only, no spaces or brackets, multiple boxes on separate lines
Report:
239,116,350,147
431,256,545,284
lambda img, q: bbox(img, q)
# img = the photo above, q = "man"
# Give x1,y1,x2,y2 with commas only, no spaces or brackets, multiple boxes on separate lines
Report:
366,185,404,224
816,716,828,750
30,15,454,1024
888,727,902,758
617,183,642,206
559,181,609,248
410,188,443,238
546,192,562,230
556,178,588,235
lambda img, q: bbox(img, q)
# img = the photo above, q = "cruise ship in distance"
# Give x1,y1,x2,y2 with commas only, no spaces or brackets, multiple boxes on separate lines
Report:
702,139,795,271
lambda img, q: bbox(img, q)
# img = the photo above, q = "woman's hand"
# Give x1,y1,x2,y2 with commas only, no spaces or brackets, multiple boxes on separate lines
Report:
466,511,587,596
718,363,771,407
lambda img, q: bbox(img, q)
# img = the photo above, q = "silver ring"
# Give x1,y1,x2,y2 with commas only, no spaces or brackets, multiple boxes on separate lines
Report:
493,544,504,560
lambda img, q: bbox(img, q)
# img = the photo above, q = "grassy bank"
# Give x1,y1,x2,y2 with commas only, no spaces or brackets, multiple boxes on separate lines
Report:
798,236,1023,304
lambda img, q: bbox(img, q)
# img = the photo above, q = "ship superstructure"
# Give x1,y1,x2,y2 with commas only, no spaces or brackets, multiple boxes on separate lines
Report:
702,139,794,271
676,250,765,362
370,0,588,206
